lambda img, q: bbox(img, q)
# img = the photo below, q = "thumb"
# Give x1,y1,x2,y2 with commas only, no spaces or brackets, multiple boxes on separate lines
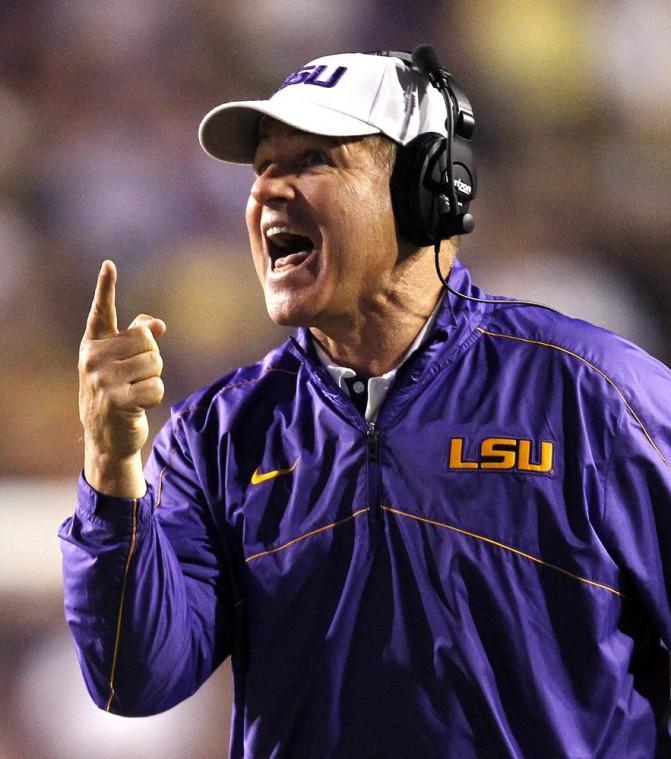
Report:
85,260,119,339
128,313,167,340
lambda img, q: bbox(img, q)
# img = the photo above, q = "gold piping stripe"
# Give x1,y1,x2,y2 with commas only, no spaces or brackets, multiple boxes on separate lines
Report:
245,508,369,563
476,327,671,471
382,505,624,598
105,498,139,712
154,446,177,510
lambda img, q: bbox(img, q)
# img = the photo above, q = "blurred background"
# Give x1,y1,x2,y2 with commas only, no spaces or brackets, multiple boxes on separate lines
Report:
1,1,670,756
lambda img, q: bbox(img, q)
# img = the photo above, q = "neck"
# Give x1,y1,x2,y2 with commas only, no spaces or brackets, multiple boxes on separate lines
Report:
310,281,443,377
309,240,456,376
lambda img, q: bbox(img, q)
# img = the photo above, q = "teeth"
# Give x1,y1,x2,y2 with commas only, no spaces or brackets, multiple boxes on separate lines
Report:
265,225,300,239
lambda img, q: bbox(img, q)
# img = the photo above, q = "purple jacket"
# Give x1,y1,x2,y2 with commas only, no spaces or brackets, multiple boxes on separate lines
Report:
60,261,671,758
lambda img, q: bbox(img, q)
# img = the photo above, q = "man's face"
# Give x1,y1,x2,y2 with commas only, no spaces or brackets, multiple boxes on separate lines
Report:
245,120,400,330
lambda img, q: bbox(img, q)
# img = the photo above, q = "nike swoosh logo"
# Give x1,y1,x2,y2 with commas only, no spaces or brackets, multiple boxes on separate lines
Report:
251,457,300,485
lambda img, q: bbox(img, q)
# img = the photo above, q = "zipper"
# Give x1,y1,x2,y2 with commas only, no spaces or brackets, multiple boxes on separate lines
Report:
105,497,139,712
366,422,381,522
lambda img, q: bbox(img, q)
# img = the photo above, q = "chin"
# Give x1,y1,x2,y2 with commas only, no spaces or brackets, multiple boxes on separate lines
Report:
264,293,320,328
262,271,336,328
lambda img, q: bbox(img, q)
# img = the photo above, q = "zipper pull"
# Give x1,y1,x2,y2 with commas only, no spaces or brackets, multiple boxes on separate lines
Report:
366,422,382,522
367,422,379,462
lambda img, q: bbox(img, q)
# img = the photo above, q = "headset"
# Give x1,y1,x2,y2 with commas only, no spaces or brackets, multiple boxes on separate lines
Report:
370,45,477,247
372,45,560,313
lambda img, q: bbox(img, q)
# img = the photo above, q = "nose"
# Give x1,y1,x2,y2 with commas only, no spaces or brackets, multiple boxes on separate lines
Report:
250,164,296,206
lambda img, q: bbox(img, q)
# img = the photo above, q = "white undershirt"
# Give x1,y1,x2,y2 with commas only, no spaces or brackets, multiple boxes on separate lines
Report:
312,295,443,422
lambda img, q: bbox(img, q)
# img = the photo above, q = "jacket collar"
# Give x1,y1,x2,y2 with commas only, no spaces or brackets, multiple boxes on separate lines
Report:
286,260,490,427
290,258,487,364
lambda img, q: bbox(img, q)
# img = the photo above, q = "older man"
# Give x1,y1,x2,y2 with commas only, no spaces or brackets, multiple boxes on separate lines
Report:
61,50,671,758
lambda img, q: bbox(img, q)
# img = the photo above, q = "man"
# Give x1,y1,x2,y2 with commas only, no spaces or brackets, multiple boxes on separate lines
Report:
60,50,671,758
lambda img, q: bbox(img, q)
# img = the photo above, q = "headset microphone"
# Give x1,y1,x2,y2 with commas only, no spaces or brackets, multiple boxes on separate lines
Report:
410,44,448,88
373,46,477,247
377,46,559,313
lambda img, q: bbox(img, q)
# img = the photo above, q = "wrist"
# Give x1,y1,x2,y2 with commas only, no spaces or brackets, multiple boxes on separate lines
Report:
84,447,146,499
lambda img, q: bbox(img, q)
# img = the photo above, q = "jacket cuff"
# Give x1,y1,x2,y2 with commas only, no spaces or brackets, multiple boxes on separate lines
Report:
77,471,155,530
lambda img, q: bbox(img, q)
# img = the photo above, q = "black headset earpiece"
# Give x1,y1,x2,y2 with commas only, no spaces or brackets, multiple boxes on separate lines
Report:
370,47,563,315
389,131,448,246
370,46,477,245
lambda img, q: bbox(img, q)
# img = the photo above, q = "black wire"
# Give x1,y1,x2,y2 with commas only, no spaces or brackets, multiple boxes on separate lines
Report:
440,87,459,223
433,241,562,312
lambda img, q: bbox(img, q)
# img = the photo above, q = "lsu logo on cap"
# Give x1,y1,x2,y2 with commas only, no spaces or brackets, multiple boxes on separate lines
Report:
449,437,555,474
277,64,348,90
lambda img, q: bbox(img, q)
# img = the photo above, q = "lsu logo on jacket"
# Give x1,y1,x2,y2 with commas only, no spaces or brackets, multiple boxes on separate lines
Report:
449,437,555,474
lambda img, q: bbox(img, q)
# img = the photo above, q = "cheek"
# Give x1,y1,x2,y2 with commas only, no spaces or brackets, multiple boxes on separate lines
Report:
348,172,394,226
337,181,395,253
245,194,259,238
245,197,265,275
368,176,395,226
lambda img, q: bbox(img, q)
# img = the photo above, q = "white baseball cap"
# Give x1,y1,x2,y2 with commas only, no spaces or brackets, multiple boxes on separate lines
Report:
199,52,448,164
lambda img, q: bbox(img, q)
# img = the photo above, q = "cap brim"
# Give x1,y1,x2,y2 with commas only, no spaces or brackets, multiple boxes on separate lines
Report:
198,99,381,164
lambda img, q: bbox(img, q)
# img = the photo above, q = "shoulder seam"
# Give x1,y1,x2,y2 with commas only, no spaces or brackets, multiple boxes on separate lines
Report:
173,367,299,420
476,327,670,471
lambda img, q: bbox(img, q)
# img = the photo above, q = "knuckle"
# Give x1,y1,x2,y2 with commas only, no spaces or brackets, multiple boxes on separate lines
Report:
78,347,98,375
130,325,156,350
154,385,165,406
148,377,165,404
128,376,164,408
140,324,154,341
85,372,110,401
149,375,164,393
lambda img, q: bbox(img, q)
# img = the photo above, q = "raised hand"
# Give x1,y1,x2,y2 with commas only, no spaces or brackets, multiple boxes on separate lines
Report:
79,260,166,498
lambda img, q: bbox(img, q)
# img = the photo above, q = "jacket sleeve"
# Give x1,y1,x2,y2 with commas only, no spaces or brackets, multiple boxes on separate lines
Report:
599,363,671,647
58,413,236,716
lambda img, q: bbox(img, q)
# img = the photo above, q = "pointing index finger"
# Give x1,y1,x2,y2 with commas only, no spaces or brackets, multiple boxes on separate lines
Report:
85,260,119,338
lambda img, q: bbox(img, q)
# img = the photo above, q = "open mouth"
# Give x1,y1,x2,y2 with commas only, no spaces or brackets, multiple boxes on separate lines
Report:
265,226,315,272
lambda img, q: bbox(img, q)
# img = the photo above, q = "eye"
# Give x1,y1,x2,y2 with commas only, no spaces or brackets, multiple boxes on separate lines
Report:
301,151,330,170
253,159,271,176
